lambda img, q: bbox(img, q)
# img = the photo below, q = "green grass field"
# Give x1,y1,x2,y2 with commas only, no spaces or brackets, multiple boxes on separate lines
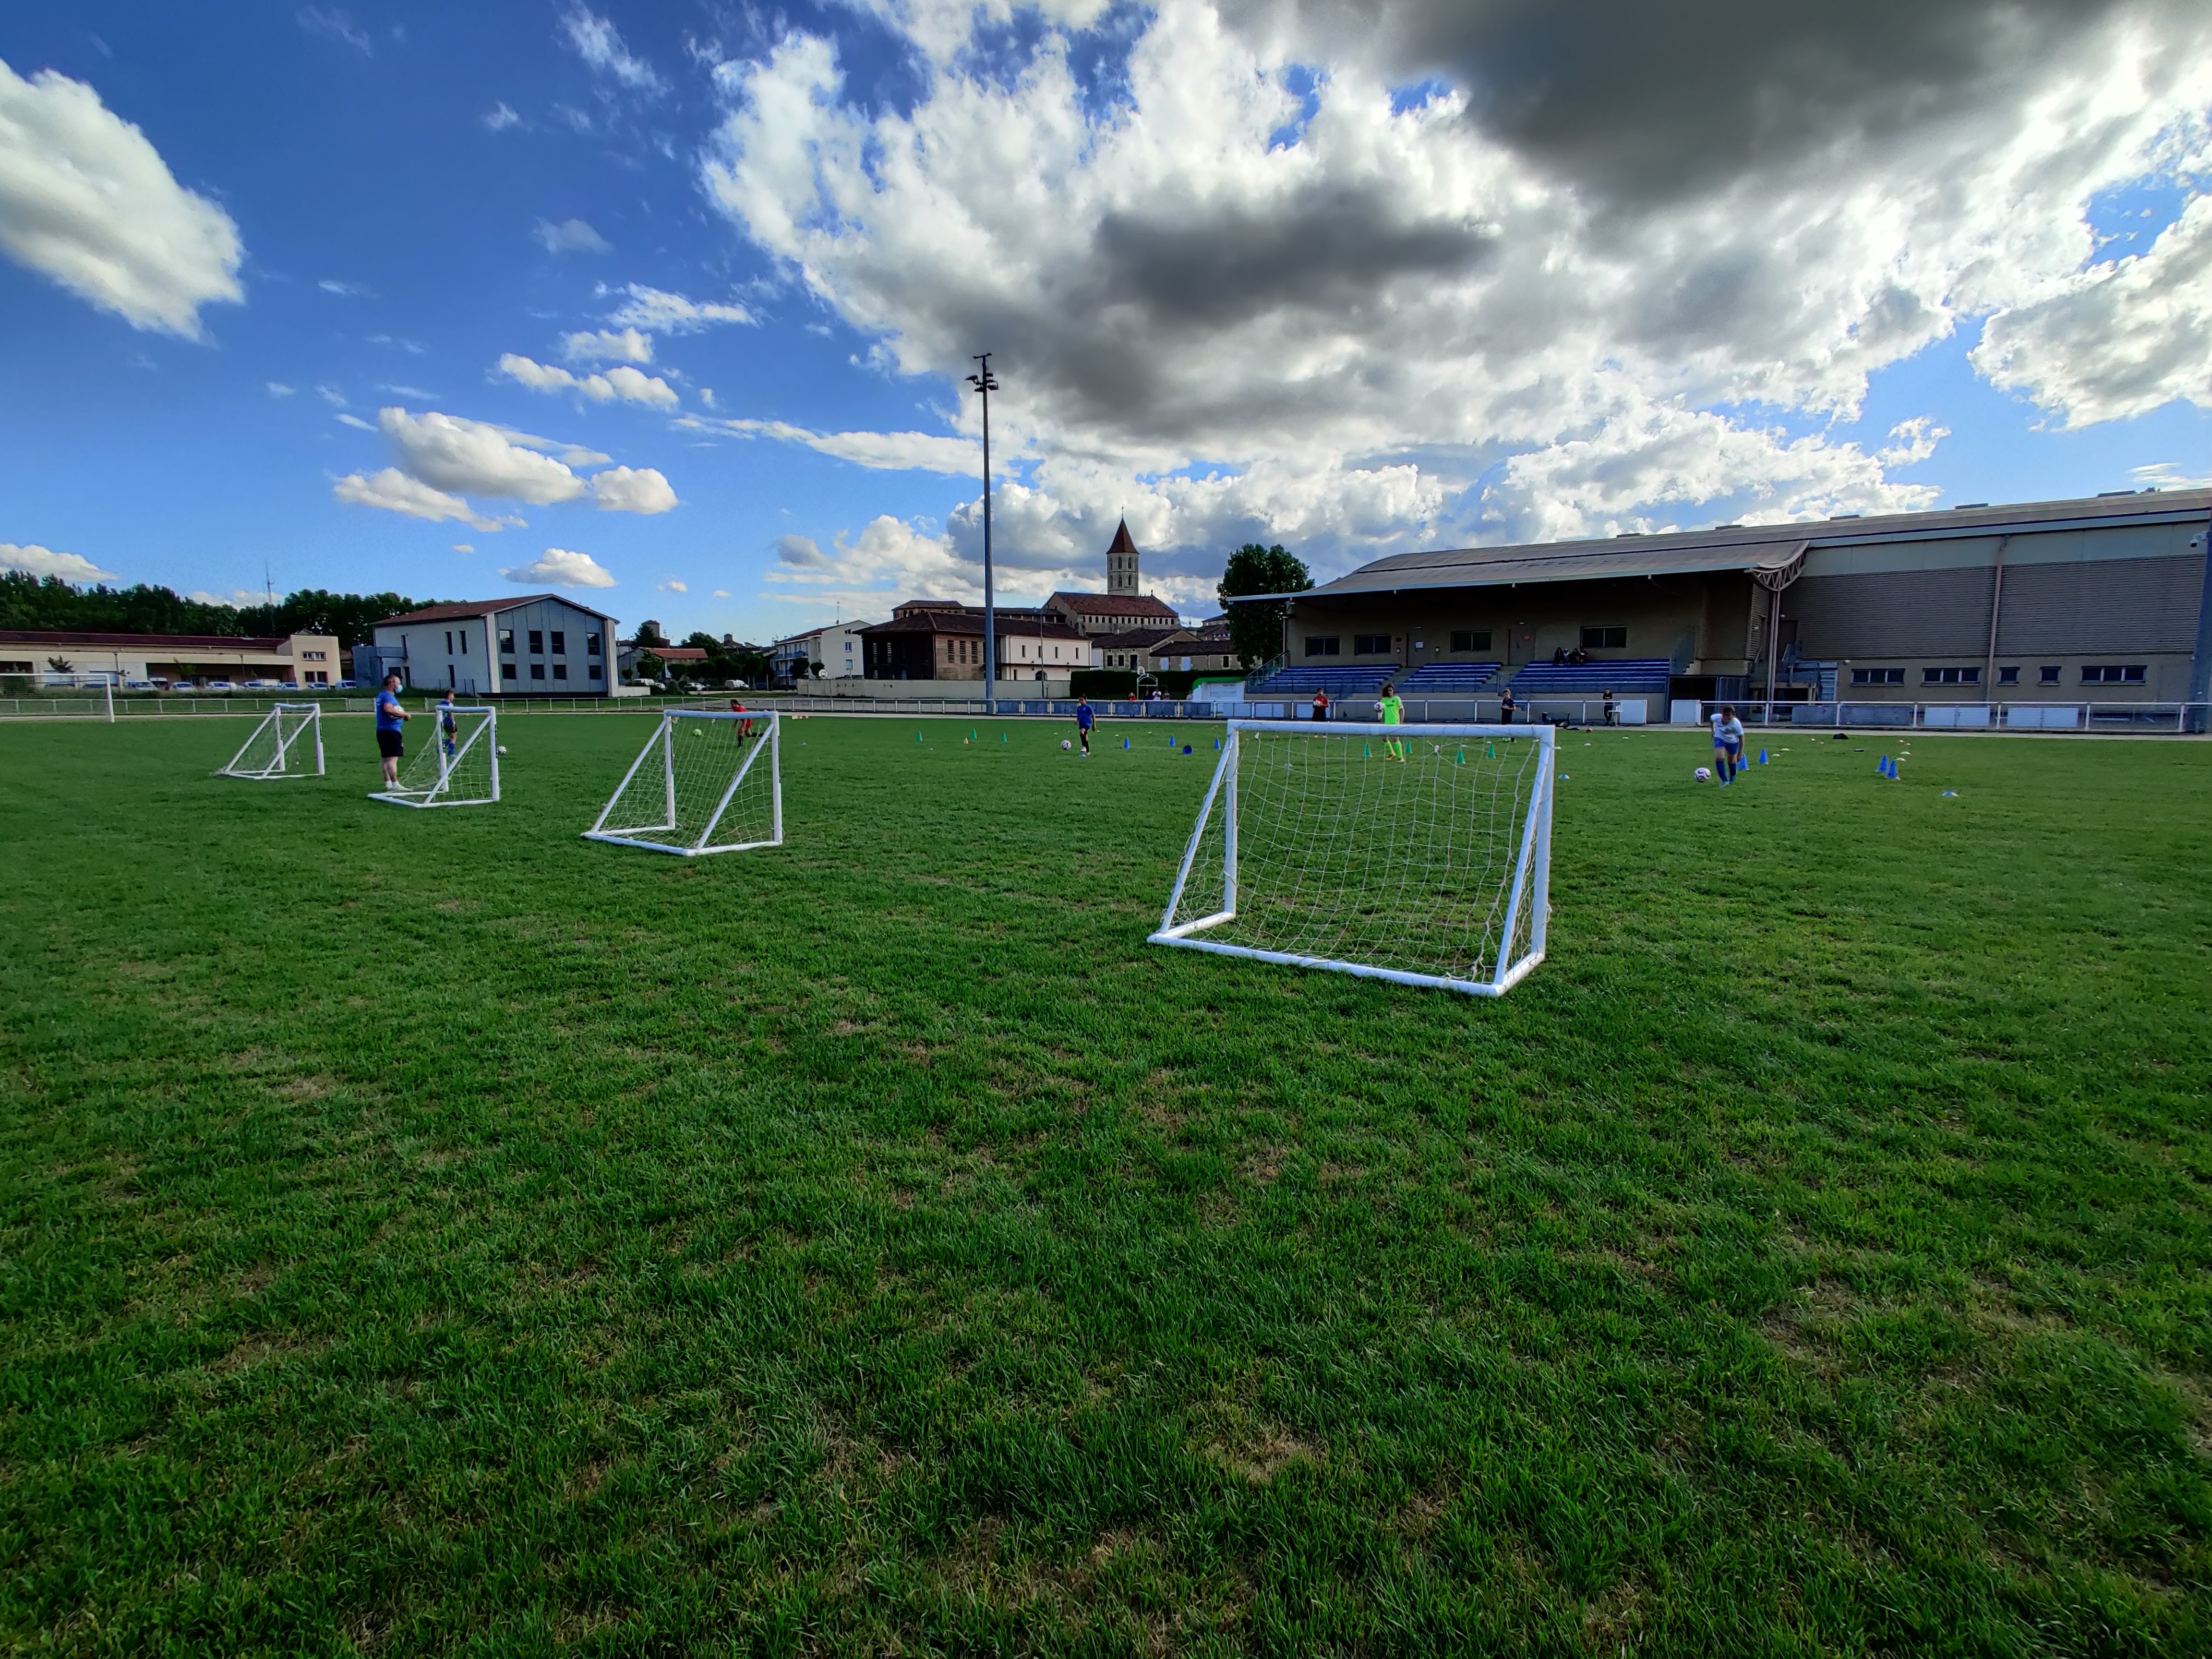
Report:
3,713,2209,1656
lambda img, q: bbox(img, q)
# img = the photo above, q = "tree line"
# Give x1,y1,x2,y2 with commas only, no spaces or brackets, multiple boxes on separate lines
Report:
0,572,420,649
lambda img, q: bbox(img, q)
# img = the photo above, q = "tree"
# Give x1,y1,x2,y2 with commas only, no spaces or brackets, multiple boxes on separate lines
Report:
0,573,419,646
1217,543,1312,672
633,618,670,648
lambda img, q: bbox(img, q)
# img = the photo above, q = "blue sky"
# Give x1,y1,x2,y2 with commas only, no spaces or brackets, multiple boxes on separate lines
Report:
1,0,2207,642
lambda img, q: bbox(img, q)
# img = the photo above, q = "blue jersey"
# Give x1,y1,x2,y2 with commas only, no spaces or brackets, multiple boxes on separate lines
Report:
375,690,405,731
1075,704,1094,730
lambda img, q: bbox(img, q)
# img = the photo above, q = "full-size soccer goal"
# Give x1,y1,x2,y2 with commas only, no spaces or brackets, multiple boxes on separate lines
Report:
370,705,501,808
1152,721,1554,996
583,708,781,856
218,702,325,780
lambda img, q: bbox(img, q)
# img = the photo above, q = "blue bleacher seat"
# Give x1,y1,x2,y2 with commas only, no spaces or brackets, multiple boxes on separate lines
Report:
1397,662,1501,693
1503,658,1673,697
1250,664,1394,697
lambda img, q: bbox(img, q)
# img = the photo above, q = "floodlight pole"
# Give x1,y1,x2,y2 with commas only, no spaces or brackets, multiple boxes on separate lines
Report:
968,353,999,715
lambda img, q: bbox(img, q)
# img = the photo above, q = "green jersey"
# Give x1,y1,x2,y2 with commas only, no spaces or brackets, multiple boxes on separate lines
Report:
1379,695,1403,725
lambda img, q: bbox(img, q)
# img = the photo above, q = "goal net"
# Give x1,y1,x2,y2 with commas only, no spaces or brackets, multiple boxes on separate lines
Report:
583,709,781,856
370,704,500,808
218,703,324,780
1152,721,1554,996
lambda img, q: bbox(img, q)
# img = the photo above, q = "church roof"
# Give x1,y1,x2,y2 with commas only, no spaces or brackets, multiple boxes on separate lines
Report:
1106,517,1139,558
1047,590,1180,619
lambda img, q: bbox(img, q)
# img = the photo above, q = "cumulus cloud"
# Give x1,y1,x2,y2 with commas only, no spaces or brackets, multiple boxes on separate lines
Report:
375,407,588,504
267,381,294,397
0,60,245,337
606,283,752,331
561,326,652,364
452,542,474,552
589,464,678,514
332,467,511,532
658,578,687,592
0,541,118,581
1973,194,2212,426
534,216,610,254
498,352,679,409
503,546,616,588
560,8,664,94
697,0,2212,580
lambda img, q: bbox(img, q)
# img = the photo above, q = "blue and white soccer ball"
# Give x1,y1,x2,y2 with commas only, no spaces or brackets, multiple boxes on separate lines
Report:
1694,766,1712,781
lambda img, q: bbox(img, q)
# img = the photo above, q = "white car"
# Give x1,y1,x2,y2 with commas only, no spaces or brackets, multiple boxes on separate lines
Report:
204,680,238,692
243,678,285,690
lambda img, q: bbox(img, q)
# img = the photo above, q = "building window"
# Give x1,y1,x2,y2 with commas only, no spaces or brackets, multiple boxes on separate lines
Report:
303,650,327,661
553,663,567,681
530,662,546,680
1305,636,1341,657
589,664,603,680
550,631,565,654
1851,668,1905,686
529,629,544,654
500,629,516,656
1449,629,1491,653
2040,665,2060,684
1923,666,1981,685
1997,665,2019,684
586,633,601,657
445,630,454,654
1581,625,1628,649
1352,633,1392,655
458,632,469,656
2081,664,2146,684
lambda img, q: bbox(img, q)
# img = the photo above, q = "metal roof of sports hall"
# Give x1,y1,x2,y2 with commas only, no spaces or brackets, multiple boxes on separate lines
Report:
1276,488,2212,601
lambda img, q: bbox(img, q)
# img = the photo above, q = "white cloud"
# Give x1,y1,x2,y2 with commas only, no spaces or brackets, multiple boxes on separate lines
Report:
483,101,520,132
712,587,732,597
560,8,665,94
503,546,616,588
377,407,588,504
534,216,610,254
1876,418,1950,468
267,381,294,397
0,541,117,582
606,283,752,331
2133,460,2211,489
332,468,511,532
0,60,244,337
1973,194,2212,426
498,352,679,409
590,464,678,514
318,277,368,296
317,384,346,406
697,2,2212,578
659,578,688,592
336,412,374,429
297,7,372,54
561,326,652,364
452,542,475,552
702,417,980,475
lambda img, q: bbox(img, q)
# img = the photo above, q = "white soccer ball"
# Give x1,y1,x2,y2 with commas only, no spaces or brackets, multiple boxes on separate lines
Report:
1062,739,1072,750
496,745,508,755
1694,766,1711,781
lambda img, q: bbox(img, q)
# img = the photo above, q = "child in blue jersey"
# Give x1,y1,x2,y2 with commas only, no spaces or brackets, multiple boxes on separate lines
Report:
375,674,409,787
437,693,459,760
1710,705,1746,783
1074,697,1094,756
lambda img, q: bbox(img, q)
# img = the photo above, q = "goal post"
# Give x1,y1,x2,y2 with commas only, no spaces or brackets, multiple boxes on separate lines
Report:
583,709,782,856
1152,720,1554,996
218,702,325,780
370,705,500,808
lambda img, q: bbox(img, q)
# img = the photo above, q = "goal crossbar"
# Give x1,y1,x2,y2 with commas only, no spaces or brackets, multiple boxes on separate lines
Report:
1150,720,1554,996
582,709,782,856
370,705,500,808
218,702,325,780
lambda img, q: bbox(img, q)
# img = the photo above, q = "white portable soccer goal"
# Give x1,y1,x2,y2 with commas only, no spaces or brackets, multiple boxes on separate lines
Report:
1152,721,1555,996
583,708,781,856
370,704,501,808
218,702,325,780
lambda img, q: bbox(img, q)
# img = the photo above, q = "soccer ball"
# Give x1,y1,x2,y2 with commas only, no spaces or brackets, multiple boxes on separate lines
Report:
1062,739,1072,751
496,745,508,755
1694,766,1711,781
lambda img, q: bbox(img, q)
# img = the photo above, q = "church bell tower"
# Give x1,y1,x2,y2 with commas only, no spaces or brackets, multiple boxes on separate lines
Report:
1106,517,1139,597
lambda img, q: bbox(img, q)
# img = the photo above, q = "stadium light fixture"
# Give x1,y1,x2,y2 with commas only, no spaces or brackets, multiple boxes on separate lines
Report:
967,353,1000,715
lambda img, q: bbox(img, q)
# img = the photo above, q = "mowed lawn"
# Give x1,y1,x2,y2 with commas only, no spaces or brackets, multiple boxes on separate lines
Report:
3,712,2209,1657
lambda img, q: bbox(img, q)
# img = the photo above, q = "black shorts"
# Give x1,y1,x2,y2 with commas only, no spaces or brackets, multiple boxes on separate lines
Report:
377,729,405,759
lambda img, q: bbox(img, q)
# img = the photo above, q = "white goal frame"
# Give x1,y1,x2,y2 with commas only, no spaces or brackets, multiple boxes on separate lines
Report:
583,708,782,856
217,702,325,780
369,705,501,808
1150,720,1555,996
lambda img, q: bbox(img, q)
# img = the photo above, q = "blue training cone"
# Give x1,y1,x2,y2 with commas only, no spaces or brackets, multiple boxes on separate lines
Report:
1123,738,1129,750
1759,748,1768,765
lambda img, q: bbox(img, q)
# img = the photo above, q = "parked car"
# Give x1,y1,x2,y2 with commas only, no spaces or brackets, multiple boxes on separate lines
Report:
242,678,284,690
204,680,238,692
125,680,158,692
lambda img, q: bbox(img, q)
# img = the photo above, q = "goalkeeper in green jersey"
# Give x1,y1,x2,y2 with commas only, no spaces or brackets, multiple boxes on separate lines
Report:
1378,682,1407,761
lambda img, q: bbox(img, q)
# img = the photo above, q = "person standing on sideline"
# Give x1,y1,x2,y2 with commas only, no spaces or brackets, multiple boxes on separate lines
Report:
1074,696,1094,757
436,691,459,762
1710,704,1746,784
1602,688,1617,726
1378,681,1407,761
375,673,409,787
1312,687,1330,723
1500,684,1517,725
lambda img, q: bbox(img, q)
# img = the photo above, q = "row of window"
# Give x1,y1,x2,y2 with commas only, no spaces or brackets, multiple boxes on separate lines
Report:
496,661,602,682
1304,625,1595,658
492,628,602,658
1853,664,2148,687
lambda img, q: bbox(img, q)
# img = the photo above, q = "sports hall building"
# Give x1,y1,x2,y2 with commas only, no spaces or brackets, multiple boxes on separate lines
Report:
1256,488,2212,715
